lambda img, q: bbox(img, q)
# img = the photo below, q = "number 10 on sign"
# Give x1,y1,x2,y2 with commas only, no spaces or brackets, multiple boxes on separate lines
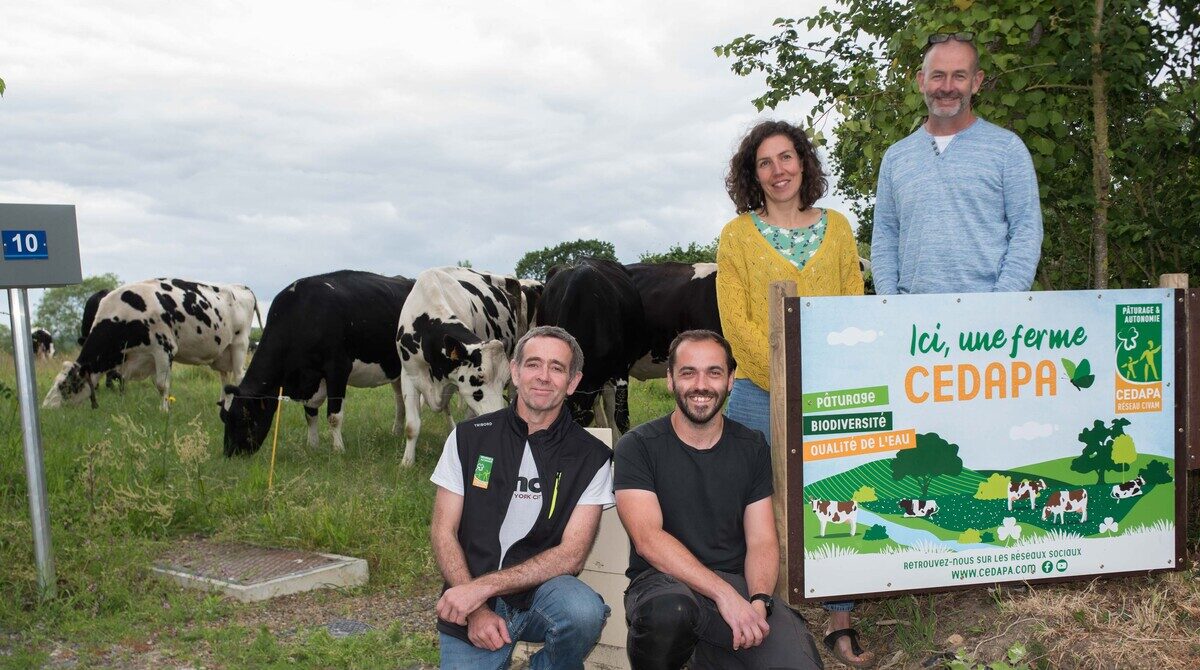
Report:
2,231,49,260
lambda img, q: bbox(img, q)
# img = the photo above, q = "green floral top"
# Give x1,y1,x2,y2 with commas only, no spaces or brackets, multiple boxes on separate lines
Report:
751,209,828,271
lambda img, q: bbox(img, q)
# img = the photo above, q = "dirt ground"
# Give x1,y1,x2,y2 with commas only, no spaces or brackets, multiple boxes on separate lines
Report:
30,569,1200,669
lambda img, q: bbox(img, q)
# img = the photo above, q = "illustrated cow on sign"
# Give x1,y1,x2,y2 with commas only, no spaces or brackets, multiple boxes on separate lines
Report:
1007,478,1047,511
1110,476,1146,500
898,498,939,518
810,499,858,537
1042,489,1088,524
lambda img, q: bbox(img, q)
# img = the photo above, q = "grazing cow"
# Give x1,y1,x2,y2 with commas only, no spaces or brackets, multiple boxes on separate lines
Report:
898,498,939,518
31,329,54,361
396,266,529,466
625,262,720,381
221,271,415,458
78,289,124,391
1042,489,1088,524
1007,478,1048,511
535,258,645,433
810,499,859,537
78,289,111,345
43,278,257,410
1111,476,1146,499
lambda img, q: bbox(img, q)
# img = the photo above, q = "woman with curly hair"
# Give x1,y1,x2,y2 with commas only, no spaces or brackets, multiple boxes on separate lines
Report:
717,119,874,669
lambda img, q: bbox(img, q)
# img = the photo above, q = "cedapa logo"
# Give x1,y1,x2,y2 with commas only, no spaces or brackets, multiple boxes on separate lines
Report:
1115,303,1163,413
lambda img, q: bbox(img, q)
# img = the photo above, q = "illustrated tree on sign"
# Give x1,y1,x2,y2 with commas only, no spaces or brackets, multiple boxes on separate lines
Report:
1111,433,1138,472
891,432,963,498
1138,459,1172,486
1070,418,1130,484
851,485,878,503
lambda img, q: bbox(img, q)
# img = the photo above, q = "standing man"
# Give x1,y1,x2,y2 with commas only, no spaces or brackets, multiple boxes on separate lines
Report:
430,325,614,669
615,330,823,669
871,32,1044,295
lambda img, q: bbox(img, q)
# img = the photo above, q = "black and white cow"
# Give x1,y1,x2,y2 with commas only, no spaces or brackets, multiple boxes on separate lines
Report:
43,278,257,410
396,266,529,466
32,328,55,361
625,261,720,381
1111,476,1146,499
535,258,645,433
78,289,124,391
78,289,111,345
222,271,414,458
898,498,939,518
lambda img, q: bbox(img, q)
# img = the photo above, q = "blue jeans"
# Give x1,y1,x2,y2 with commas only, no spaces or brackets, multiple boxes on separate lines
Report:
725,378,855,614
439,575,610,669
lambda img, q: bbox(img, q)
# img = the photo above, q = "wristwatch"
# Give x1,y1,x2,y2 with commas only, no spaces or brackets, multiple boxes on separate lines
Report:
749,593,774,617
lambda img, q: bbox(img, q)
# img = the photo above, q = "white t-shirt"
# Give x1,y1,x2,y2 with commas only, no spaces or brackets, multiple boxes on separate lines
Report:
431,429,615,563
934,134,956,153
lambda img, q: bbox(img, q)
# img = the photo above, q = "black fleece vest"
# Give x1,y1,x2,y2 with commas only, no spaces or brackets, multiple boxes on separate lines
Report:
437,404,612,642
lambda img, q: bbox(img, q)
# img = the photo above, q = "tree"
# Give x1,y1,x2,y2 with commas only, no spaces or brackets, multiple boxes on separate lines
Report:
455,259,473,268
851,485,878,503
1138,459,1172,485
35,273,121,345
1111,433,1138,472
514,239,617,281
1070,418,1129,484
863,524,889,540
638,238,719,264
891,432,963,498
716,0,1200,289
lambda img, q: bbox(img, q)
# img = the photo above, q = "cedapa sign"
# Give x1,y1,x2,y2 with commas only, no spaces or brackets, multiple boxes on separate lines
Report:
789,289,1184,601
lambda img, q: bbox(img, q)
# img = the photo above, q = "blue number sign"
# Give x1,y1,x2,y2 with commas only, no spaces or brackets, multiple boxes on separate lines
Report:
2,230,49,260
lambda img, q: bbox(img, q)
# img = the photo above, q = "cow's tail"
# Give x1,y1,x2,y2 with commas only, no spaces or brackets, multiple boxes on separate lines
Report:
254,301,264,331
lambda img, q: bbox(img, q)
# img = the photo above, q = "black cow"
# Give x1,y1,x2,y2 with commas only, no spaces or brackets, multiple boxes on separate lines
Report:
535,258,645,433
625,261,721,380
396,266,529,465
32,328,54,361
222,270,415,459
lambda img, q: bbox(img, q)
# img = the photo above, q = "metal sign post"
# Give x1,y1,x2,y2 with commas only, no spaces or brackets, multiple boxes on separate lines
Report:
0,203,83,599
9,288,55,596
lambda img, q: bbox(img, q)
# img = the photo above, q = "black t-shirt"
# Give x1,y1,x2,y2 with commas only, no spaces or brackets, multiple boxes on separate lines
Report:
613,414,774,581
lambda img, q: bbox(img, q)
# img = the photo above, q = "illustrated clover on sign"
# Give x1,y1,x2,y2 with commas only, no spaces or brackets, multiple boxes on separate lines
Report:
997,517,1022,544
1099,517,1119,534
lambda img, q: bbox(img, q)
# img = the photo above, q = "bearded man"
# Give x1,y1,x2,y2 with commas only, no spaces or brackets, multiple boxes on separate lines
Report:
613,330,823,669
870,32,1044,295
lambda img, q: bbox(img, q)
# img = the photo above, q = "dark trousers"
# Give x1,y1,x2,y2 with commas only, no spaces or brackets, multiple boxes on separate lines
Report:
624,569,823,670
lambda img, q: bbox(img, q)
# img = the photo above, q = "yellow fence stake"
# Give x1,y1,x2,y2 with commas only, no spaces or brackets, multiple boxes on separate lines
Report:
267,387,284,493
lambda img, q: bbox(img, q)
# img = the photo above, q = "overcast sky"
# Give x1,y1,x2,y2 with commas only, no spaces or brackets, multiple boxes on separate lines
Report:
2,0,851,320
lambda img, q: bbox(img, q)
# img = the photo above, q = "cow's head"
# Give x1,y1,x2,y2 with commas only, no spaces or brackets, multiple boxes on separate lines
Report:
444,337,510,417
1032,479,1047,492
42,361,97,408
220,384,279,456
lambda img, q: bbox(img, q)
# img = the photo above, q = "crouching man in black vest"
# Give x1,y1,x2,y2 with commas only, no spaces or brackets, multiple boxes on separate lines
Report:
431,325,615,669
615,330,823,669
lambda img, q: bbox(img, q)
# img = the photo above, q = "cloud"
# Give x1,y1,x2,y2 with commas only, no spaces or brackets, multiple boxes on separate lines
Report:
1009,421,1056,441
2,0,846,316
827,327,879,346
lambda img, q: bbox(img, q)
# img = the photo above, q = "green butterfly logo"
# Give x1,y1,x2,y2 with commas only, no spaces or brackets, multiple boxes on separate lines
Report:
1061,358,1094,390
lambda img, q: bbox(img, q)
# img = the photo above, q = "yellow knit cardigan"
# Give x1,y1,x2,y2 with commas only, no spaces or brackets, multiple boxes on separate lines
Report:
716,210,864,389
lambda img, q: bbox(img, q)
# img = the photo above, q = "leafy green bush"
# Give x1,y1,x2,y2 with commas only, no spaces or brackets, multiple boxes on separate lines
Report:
863,524,889,541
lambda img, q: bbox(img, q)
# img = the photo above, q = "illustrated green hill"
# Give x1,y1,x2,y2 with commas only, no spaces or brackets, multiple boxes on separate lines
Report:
805,457,988,501
1007,454,1171,486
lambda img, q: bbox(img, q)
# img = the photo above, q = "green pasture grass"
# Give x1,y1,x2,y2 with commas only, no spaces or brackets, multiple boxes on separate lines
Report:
0,358,677,666
804,457,988,501
1118,482,1175,529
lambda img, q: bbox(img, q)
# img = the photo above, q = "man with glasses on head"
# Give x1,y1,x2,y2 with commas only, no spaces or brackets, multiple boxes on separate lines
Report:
870,32,1043,296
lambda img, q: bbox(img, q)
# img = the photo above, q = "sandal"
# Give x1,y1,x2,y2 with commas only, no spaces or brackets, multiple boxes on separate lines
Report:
823,628,877,669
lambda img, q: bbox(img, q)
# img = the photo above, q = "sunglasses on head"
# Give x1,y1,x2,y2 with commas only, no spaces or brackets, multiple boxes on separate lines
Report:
927,31,975,45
